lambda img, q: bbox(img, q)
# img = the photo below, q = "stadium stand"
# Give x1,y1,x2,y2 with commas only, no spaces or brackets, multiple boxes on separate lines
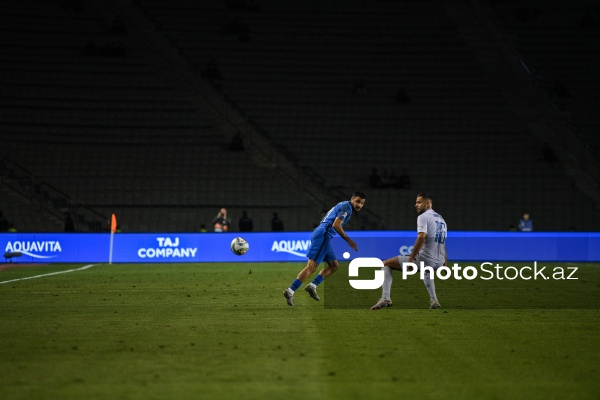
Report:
133,0,599,231
1,0,598,232
0,0,322,232
485,0,600,159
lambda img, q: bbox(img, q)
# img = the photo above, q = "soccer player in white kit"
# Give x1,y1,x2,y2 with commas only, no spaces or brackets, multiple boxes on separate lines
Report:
371,193,447,309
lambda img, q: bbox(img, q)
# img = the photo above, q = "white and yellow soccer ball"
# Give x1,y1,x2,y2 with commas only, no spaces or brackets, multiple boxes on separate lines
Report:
230,237,249,255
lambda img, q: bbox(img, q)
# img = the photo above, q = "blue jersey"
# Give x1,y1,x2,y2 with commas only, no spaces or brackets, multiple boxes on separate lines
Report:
318,201,353,238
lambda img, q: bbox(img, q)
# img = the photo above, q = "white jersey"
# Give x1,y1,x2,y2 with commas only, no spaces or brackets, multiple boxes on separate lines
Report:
416,209,447,267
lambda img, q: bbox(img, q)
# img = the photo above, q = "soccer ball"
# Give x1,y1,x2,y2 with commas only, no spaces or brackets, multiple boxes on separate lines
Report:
230,237,249,255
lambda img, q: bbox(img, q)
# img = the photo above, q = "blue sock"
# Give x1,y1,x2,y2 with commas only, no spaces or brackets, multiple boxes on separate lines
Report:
289,279,302,293
311,274,324,287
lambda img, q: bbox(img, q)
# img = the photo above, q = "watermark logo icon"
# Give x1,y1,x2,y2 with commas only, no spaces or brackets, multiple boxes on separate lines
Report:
348,258,384,289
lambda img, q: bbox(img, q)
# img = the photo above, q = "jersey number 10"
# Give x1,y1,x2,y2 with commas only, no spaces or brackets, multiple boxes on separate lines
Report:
434,221,446,244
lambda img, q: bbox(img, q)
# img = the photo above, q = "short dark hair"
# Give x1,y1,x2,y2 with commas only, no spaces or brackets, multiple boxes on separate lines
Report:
352,191,366,199
417,192,432,201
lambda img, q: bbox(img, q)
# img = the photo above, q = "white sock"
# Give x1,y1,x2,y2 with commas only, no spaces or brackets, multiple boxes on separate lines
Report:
381,266,393,300
423,271,437,301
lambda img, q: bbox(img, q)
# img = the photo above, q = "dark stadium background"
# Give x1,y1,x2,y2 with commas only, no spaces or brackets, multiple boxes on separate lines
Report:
1,3,599,399
1,0,599,233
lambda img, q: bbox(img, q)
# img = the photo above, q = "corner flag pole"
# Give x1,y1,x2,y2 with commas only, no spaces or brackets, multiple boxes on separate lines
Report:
109,214,117,265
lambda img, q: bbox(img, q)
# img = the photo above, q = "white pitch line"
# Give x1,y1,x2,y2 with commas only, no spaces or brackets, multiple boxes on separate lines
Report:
0,264,98,285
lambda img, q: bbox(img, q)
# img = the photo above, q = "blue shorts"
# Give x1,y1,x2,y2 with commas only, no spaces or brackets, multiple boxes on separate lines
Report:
306,227,337,264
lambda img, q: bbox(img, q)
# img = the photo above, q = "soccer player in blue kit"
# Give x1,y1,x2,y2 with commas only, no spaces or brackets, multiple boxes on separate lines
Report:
371,192,447,310
283,192,366,306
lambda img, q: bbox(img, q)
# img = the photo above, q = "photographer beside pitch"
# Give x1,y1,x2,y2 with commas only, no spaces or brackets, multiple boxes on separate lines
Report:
371,193,447,310
283,192,366,306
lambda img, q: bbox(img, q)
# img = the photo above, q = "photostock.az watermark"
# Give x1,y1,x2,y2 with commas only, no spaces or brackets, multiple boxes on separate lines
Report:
348,258,579,289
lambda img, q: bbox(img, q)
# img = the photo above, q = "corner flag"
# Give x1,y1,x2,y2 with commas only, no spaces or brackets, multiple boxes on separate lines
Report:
111,214,117,233
109,214,117,264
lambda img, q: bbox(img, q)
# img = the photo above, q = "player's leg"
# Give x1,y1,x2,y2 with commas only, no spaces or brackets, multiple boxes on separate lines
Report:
305,259,338,301
283,230,326,306
283,259,318,306
305,243,337,301
423,267,441,309
371,255,410,309
382,256,403,271
297,258,320,281
319,259,339,279
381,255,410,299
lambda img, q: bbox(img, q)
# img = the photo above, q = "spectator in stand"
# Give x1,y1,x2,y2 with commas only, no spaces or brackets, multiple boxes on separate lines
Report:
519,213,533,232
239,210,254,232
369,168,385,189
271,212,284,232
213,208,230,232
64,212,76,232
229,132,245,151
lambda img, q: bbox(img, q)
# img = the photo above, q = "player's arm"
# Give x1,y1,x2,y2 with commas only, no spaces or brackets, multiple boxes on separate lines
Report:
332,217,358,251
408,232,426,262
444,244,448,266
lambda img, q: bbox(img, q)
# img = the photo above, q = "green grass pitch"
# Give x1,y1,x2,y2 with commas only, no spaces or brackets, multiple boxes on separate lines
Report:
0,262,599,400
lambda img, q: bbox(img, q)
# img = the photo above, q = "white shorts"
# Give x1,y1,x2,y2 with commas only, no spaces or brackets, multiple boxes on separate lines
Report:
396,255,442,271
